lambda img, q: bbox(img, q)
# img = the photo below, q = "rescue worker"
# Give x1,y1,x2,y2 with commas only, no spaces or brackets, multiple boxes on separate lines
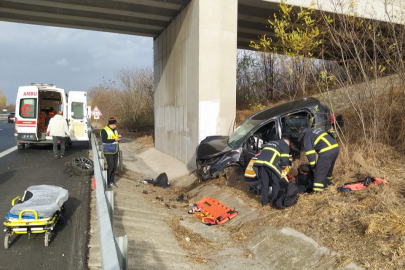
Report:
100,117,122,188
299,127,339,192
253,138,291,207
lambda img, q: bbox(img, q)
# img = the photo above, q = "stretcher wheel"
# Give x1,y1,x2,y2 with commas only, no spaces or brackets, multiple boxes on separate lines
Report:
44,232,51,247
4,234,11,249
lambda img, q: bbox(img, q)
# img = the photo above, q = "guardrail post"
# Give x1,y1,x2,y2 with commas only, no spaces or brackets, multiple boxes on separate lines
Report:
102,170,108,188
119,150,123,171
105,190,114,231
115,236,128,270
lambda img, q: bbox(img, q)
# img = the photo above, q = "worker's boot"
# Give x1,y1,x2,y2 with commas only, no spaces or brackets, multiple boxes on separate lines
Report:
325,176,333,188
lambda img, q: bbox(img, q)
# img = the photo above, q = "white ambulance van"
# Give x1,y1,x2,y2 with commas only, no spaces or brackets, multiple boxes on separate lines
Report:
14,83,89,150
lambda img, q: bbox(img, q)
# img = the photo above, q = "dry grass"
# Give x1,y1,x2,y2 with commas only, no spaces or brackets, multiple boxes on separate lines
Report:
167,217,212,264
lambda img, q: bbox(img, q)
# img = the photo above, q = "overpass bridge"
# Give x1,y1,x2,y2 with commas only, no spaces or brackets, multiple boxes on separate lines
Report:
0,0,402,166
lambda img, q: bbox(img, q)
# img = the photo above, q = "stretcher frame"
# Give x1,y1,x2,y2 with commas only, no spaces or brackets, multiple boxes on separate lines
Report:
3,196,64,249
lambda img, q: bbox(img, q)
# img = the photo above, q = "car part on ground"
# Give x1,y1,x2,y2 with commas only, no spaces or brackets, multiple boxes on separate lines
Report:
70,157,94,176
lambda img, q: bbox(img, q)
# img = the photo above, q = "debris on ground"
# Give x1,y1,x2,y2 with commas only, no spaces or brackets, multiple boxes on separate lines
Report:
139,178,154,185
176,194,189,203
142,190,148,194
153,172,169,188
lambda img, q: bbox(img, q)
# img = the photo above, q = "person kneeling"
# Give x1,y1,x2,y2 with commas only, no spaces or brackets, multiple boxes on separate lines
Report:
245,138,299,209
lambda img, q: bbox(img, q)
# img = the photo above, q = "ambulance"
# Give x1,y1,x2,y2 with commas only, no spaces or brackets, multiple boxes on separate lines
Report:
14,83,91,150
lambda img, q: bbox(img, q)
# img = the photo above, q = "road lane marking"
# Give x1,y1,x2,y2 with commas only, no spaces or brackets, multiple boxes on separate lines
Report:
0,146,17,159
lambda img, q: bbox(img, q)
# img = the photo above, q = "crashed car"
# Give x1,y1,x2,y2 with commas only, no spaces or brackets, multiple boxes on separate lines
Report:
195,97,342,182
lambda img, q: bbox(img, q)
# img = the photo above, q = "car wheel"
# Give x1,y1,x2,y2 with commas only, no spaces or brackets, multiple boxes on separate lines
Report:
223,165,244,186
70,157,94,176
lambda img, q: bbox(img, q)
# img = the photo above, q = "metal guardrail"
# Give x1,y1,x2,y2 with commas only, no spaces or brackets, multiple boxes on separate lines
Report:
91,132,128,270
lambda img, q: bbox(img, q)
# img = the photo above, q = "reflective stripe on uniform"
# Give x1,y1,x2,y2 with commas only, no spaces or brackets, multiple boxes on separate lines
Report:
314,132,338,154
313,187,324,192
280,153,290,157
262,147,280,156
254,160,281,175
314,133,328,146
326,176,333,180
255,147,282,175
305,150,316,155
313,183,324,187
319,144,339,153
309,161,316,165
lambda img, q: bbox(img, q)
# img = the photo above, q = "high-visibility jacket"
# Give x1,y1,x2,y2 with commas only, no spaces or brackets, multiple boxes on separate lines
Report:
100,126,119,154
301,127,339,168
253,140,290,177
244,157,257,179
244,157,261,185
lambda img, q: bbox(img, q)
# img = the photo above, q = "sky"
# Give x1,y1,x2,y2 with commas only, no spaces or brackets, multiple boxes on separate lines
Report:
0,21,153,105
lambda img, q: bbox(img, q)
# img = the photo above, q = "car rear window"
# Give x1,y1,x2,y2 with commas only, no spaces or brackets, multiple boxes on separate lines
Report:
20,98,36,118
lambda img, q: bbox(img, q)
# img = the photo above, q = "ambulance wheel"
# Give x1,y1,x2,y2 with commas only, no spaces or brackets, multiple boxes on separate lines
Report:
44,232,51,247
71,157,94,176
4,234,11,249
17,143,25,150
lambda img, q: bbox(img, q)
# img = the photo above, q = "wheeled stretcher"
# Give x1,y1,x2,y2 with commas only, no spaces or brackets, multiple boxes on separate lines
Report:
3,185,69,249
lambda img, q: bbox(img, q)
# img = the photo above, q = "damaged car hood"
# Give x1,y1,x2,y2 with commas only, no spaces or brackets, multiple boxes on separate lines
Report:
197,136,232,159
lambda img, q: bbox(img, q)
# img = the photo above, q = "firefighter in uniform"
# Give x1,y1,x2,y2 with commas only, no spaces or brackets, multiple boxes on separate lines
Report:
299,127,339,192
100,118,122,188
253,138,290,207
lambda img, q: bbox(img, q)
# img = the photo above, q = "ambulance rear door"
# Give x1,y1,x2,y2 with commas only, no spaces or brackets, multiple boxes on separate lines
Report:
16,86,39,142
68,91,88,141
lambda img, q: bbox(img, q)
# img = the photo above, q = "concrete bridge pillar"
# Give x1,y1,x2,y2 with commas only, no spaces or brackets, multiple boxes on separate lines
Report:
154,0,237,167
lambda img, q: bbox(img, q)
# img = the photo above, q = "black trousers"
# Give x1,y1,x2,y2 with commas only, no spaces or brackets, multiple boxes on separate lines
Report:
105,153,118,185
314,149,340,188
52,136,66,156
257,166,288,206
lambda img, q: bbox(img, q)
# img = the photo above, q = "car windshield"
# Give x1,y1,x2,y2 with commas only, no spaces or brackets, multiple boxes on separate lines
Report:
228,118,263,148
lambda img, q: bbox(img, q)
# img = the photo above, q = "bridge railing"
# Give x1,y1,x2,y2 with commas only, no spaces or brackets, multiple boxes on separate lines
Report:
91,132,128,270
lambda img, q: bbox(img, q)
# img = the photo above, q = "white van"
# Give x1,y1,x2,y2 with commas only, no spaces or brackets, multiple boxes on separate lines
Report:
14,83,89,150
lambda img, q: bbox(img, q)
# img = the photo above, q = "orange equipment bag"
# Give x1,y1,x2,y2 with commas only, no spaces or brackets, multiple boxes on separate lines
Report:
338,177,388,192
193,197,238,225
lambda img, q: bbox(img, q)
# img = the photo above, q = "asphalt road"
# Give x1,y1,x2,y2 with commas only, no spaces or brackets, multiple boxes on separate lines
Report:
0,120,91,270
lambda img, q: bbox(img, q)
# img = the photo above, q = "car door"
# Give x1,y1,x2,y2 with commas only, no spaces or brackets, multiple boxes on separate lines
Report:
280,110,312,157
68,91,88,141
242,120,277,165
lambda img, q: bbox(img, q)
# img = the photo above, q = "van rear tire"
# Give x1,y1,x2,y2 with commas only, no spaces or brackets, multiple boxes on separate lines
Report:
17,143,25,150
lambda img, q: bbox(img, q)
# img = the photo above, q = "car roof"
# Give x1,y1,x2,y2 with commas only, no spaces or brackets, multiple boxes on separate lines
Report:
250,97,321,121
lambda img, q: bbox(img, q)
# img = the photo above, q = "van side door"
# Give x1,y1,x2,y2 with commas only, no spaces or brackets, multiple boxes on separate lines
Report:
68,91,88,141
